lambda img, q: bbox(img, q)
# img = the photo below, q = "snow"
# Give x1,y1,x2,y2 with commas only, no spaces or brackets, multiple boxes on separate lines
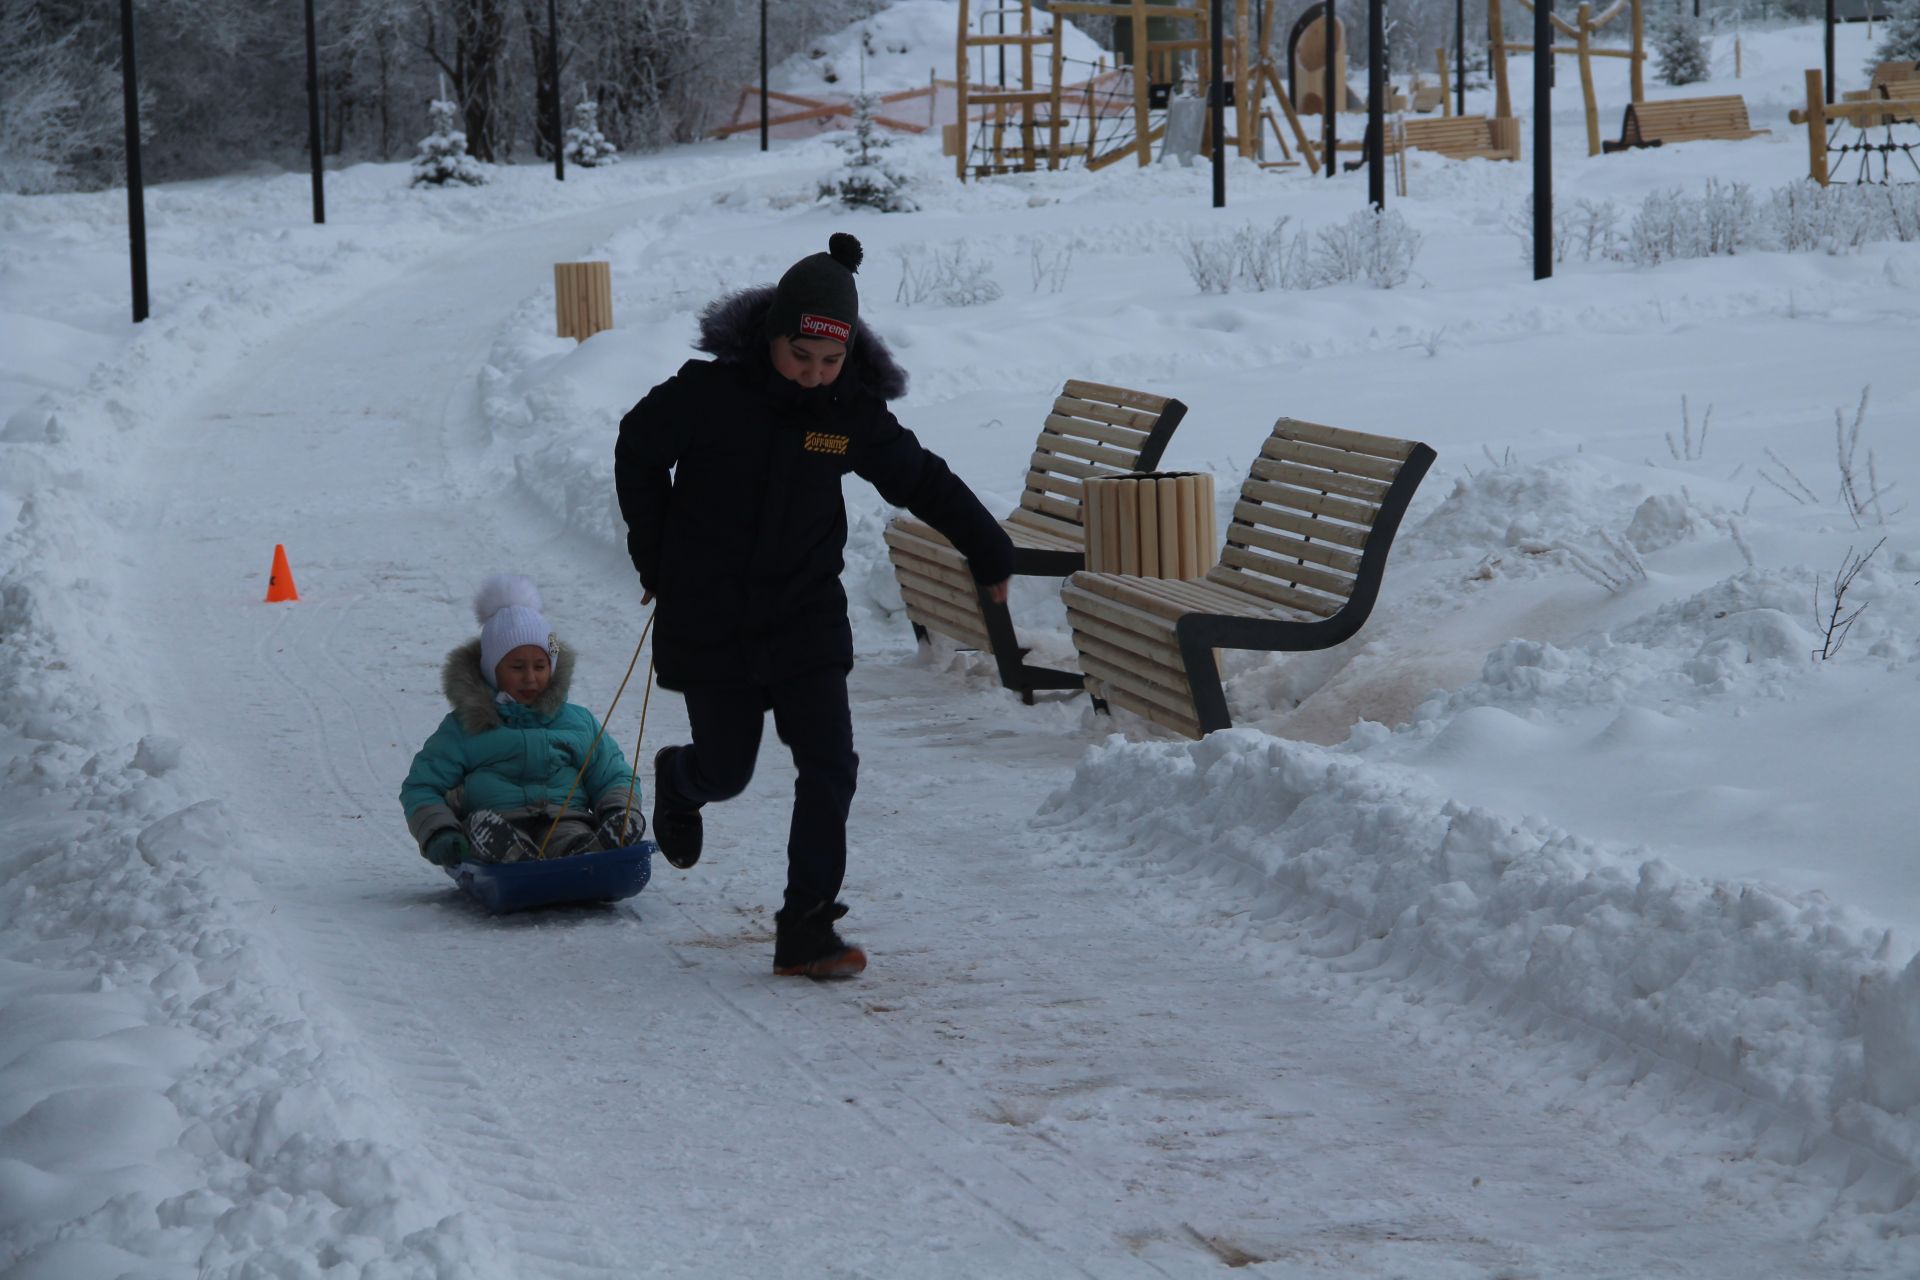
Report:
2,13,1917,1277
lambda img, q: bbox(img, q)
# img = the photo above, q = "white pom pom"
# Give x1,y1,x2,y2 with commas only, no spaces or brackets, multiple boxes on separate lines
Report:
473,573,543,624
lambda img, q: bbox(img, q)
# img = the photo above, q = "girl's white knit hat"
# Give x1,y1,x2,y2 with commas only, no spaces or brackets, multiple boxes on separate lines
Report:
475,574,554,688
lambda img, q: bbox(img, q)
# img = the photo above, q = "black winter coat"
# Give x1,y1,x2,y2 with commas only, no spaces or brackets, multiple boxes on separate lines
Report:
614,285,1015,691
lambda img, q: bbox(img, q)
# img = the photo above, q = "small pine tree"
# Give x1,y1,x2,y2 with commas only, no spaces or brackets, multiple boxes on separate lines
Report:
1872,0,1920,75
1653,5,1712,87
820,93,916,213
563,100,619,167
411,99,488,187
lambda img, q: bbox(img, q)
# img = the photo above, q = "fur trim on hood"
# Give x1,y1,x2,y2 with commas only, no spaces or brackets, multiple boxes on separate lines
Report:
695,283,909,401
442,637,576,734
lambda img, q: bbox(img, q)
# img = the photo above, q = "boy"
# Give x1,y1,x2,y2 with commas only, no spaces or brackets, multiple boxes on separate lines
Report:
614,234,1013,977
401,574,647,872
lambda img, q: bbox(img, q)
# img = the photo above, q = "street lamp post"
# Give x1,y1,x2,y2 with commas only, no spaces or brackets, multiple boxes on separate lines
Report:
1455,0,1466,117
119,0,148,322
1533,0,1553,279
1324,0,1337,179
1367,0,1384,209
760,0,770,151
1211,0,1226,206
548,0,564,179
303,0,325,223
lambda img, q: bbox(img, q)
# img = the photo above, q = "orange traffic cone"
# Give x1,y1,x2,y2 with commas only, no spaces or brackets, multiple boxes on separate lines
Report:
265,544,300,603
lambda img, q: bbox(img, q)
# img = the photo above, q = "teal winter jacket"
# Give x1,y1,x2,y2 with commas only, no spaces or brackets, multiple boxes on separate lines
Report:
399,637,638,849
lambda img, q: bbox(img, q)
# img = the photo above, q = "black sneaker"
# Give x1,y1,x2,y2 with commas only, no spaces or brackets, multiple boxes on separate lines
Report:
773,901,866,978
652,746,704,870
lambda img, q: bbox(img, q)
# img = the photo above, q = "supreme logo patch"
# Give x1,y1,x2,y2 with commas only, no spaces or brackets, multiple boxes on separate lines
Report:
803,432,850,456
798,313,852,344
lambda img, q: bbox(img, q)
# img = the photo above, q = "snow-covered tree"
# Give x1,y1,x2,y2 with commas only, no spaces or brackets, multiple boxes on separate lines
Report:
563,100,619,166
411,98,489,186
1872,0,1920,75
820,93,916,213
1653,4,1712,87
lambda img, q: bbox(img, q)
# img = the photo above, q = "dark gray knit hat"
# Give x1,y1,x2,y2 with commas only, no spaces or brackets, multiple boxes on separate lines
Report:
765,233,863,346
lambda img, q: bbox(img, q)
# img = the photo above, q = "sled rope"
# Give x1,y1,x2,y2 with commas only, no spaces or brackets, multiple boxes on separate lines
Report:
534,610,654,860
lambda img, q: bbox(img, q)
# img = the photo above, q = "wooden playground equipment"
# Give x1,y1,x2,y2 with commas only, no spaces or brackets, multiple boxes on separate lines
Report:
1489,0,1646,157
951,0,1321,178
1791,68,1920,186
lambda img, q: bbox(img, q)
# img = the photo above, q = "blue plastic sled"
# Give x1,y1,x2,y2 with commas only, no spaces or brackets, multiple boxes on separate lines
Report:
445,841,655,914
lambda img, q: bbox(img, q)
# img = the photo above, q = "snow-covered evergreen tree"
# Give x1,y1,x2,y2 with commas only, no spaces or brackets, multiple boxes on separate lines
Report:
563,100,619,167
820,93,916,213
411,98,488,187
1653,5,1712,87
1872,0,1920,75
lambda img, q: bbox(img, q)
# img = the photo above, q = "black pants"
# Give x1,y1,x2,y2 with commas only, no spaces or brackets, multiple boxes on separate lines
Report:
665,666,857,913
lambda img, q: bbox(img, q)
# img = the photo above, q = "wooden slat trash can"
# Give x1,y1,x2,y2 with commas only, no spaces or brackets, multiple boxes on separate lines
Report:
1083,472,1216,579
554,262,613,341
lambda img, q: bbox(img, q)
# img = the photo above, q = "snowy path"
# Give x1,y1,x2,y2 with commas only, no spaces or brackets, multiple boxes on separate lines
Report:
113,196,1845,1277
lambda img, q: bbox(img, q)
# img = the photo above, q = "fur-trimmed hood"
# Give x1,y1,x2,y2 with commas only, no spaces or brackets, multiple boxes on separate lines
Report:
695,283,909,402
442,637,576,734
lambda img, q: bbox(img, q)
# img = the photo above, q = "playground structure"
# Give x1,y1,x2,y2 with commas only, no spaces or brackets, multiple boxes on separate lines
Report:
950,0,1322,178
1791,68,1920,185
1488,0,1647,157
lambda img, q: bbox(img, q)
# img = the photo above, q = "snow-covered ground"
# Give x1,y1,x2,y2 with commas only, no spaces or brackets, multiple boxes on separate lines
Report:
3,11,1917,1277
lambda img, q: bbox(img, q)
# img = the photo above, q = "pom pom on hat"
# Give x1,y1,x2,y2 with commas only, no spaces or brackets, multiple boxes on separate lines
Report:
827,233,862,273
475,574,554,689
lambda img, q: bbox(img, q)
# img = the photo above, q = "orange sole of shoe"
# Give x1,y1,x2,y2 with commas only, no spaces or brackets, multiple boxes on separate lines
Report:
774,947,868,978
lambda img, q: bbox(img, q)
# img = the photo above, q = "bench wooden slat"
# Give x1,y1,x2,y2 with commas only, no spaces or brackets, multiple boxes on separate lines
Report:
1225,518,1366,575
1003,506,1086,542
1071,570,1198,622
887,541,981,598
1218,543,1357,605
1043,409,1152,450
1274,417,1420,462
1034,431,1140,472
1083,673,1205,738
1019,488,1086,527
1063,583,1181,645
1068,620,1190,689
1260,434,1404,484
1049,400,1157,437
1249,456,1393,504
1063,379,1171,414
1078,650,1201,727
1241,478,1380,530
1231,499,1373,551
899,584,993,651
1203,563,1345,617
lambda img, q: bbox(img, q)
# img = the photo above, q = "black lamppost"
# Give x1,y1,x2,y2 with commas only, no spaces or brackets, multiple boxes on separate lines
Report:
1455,0,1466,117
1824,0,1836,104
303,0,325,222
548,0,564,178
1367,0,1384,208
1533,0,1552,280
1211,0,1226,206
120,0,148,322
1324,0,1338,179
759,0,770,151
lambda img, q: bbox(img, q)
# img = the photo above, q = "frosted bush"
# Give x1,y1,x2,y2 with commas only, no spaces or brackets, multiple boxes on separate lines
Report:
1178,210,1419,292
563,101,618,167
1309,208,1423,287
895,243,1001,307
1764,183,1920,253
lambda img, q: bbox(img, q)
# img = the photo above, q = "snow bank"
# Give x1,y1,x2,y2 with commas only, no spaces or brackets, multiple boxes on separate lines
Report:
0,160,675,1277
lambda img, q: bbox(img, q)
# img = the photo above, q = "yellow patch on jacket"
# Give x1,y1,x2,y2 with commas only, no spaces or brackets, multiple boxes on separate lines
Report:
803,431,850,457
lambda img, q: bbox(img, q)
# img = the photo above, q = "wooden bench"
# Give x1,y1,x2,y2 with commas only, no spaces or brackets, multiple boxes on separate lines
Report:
1602,96,1770,152
883,380,1188,701
1348,114,1520,168
1060,417,1435,739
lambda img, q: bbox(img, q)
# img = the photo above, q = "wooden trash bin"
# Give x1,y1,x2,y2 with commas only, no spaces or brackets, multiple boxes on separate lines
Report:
1083,472,1217,580
554,261,613,341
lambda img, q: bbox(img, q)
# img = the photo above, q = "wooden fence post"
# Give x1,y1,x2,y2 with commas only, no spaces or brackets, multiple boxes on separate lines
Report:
554,262,613,341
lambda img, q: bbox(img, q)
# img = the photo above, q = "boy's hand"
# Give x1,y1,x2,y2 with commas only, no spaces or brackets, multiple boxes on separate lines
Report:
986,579,1010,605
641,590,654,605
423,831,469,866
